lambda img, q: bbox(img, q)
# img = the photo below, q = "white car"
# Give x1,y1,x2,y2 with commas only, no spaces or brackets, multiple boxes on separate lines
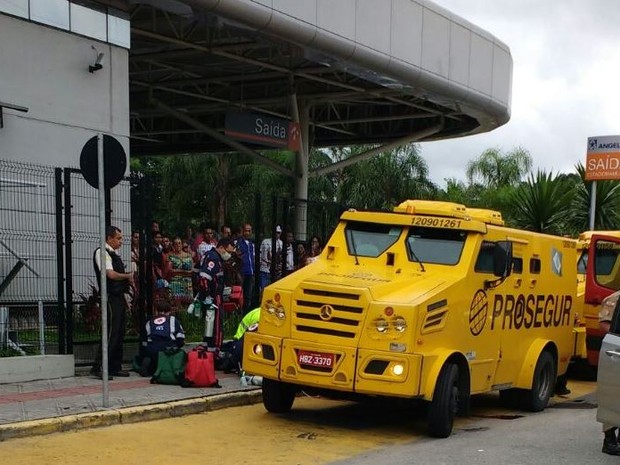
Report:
597,291,620,427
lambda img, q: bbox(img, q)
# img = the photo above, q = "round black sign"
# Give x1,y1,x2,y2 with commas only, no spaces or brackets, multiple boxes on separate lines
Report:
79,135,127,189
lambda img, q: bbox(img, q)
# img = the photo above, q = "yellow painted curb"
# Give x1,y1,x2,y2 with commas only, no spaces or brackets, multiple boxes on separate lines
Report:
120,404,172,424
0,390,263,441
60,410,121,431
0,417,62,441
207,390,262,411
168,398,209,417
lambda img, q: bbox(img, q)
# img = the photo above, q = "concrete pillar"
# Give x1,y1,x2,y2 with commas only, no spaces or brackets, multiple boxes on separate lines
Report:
294,101,310,241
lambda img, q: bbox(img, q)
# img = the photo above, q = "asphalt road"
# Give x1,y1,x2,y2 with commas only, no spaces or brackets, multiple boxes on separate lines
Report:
0,380,606,465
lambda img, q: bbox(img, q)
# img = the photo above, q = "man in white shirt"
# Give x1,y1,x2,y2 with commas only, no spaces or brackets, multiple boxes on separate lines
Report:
91,226,134,379
197,226,217,260
284,230,295,275
259,225,283,296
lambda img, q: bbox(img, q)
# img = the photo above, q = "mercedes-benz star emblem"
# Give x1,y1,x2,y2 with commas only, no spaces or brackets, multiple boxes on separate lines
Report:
319,305,334,321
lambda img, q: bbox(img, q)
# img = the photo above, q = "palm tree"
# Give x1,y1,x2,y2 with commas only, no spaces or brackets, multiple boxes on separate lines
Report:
509,170,575,234
466,147,533,189
568,162,620,232
336,144,437,210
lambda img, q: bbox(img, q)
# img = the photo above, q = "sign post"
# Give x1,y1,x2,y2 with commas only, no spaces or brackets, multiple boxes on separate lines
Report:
585,135,620,229
96,134,110,407
80,134,127,409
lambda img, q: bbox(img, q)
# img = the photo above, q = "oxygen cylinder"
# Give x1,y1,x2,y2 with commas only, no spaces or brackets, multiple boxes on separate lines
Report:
204,305,215,339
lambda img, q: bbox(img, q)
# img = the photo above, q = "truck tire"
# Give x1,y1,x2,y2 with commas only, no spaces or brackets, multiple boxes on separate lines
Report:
428,362,459,438
262,378,297,413
520,350,555,412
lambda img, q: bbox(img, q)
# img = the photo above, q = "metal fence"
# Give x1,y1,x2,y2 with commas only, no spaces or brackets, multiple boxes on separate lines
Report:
0,159,347,363
0,160,58,356
0,159,133,361
62,167,133,364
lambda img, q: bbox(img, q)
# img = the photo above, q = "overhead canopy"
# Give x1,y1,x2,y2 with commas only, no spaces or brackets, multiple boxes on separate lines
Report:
111,0,512,156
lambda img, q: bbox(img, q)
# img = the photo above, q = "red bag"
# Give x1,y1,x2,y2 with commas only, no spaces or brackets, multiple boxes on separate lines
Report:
223,285,244,313
182,346,221,388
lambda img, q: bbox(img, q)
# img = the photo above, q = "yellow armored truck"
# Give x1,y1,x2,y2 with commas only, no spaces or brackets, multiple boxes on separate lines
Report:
243,200,577,437
575,231,620,369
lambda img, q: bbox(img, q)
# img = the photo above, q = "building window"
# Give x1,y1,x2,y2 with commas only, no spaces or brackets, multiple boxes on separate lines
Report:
0,0,29,18
108,10,130,48
30,0,69,30
70,2,106,41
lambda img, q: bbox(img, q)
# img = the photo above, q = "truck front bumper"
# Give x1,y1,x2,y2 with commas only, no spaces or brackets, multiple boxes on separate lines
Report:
243,333,423,398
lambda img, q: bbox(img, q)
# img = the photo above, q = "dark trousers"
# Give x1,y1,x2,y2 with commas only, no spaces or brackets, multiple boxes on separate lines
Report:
93,293,127,373
242,274,254,314
231,335,244,370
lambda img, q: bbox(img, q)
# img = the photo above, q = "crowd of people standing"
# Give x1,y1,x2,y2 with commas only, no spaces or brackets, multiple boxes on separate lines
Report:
133,221,323,314
91,221,324,379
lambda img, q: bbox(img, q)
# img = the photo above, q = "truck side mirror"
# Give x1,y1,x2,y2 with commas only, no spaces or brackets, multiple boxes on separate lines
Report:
493,241,513,278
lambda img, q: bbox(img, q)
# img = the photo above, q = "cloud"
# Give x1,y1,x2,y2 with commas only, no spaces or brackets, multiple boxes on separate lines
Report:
424,0,620,187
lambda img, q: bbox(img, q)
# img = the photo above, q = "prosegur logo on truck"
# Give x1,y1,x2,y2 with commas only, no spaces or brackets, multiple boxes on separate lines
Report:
469,291,572,335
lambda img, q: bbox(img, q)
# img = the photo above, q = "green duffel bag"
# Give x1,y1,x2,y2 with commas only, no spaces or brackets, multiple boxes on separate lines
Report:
150,347,187,385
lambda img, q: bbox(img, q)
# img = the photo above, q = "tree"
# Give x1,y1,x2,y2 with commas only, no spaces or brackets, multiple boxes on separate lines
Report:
336,144,437,210
509,170,575,234
568,162,620,232
466,147,533,189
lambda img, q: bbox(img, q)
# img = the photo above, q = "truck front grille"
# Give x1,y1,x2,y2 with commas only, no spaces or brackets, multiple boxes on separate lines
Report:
293,287,366,341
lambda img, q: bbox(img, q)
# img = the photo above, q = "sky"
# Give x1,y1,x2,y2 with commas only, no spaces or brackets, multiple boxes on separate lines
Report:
421,0,620,187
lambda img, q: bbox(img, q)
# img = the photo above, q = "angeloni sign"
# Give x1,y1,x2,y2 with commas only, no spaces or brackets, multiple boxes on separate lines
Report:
585,135,620,181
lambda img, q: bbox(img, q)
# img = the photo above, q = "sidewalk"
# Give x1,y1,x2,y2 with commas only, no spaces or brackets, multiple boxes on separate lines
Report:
0,367,262,441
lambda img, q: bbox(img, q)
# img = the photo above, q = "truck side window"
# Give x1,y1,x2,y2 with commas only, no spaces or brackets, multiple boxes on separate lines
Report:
530,258,541,274
512,257,523,274
593,241,620,290
474,241,495,273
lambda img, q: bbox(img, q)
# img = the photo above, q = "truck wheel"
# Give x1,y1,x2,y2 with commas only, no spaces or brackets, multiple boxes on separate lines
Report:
262,378,297,413
428,362,459,438
520,351,555,412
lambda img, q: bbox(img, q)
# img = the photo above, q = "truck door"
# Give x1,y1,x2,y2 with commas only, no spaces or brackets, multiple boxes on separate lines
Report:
584,234,620,365
469,240,505,391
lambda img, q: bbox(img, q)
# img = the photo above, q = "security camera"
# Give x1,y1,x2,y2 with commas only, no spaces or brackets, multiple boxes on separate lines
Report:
89,45,105,73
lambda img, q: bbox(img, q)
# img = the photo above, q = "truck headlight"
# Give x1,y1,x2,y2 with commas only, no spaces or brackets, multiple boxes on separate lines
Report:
390,363,404,376
265,299,286,320
393,317,407,332
375,318,389,333
266,301,277,315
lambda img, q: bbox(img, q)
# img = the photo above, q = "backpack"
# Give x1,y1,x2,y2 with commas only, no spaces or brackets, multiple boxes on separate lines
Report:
216,340,237,373
182,346,221,388
150,347,187,385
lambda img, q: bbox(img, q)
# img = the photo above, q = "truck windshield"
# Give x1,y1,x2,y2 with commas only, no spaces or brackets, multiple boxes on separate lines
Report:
345,221,402,257
406,227,467,265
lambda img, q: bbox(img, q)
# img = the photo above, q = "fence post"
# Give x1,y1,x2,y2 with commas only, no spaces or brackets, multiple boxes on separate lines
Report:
0,306,8,348
63,167,74,354
38,300,45,355
54,167,66,354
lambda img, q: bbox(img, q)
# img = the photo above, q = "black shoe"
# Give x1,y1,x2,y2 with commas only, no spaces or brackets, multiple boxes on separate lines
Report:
111,370,130,377
90,368,113,380
555,386,571,395
602,440,620,456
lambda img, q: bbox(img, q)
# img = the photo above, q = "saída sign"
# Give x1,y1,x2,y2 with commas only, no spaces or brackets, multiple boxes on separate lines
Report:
586,135,620,181
225,110,300,151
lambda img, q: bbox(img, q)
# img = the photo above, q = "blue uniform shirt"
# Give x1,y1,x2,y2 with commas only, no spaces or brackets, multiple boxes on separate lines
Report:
145,314,185,352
